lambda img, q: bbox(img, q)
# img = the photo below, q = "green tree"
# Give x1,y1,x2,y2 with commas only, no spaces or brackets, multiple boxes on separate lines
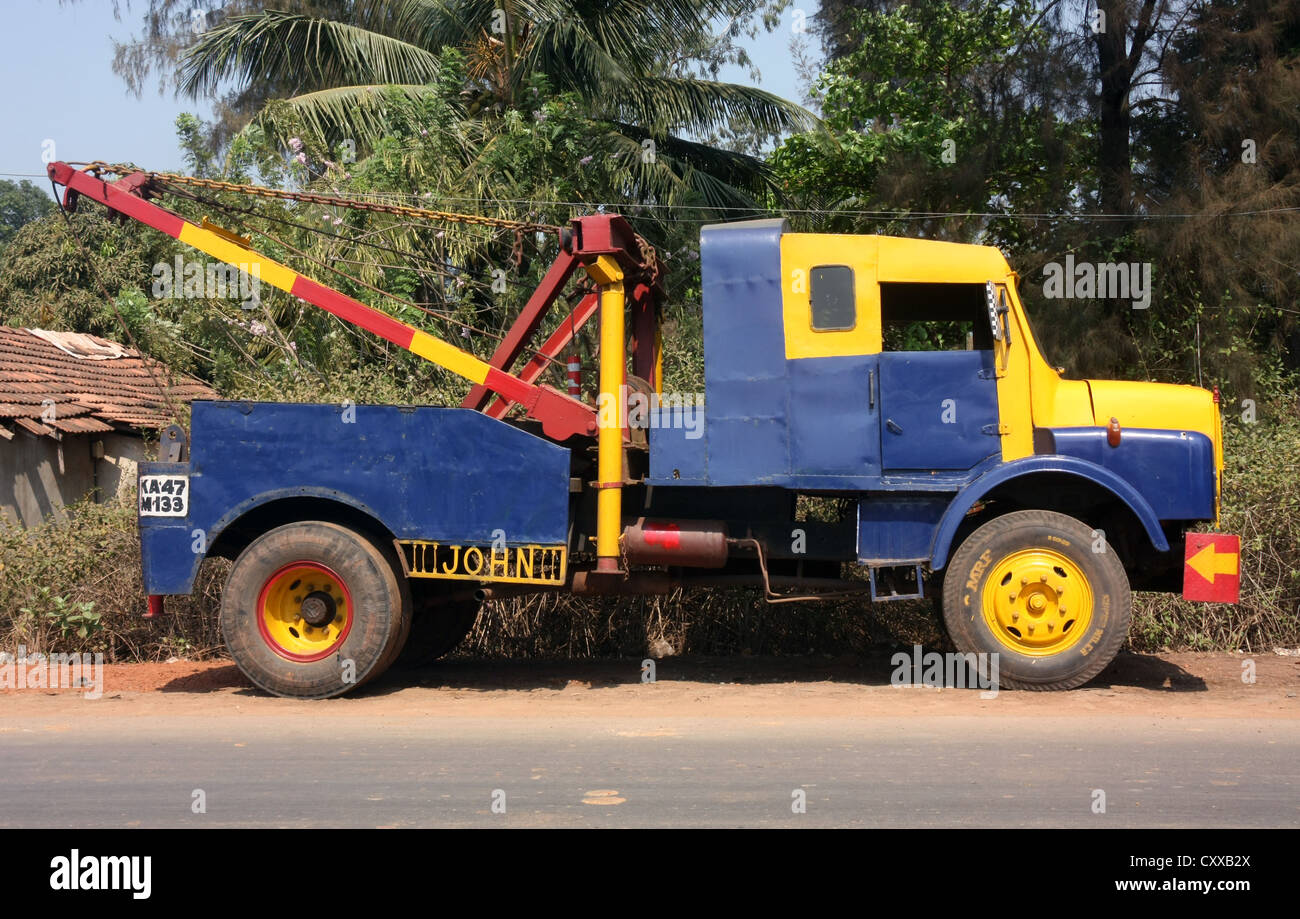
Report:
172,0,816,206
0,180,56,252
0,209,208,373
772,0,1081,243
1131,0,1300,394
0,212,157,335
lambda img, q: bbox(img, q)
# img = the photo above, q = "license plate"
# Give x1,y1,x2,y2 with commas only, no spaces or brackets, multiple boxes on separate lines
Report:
139,475,189,517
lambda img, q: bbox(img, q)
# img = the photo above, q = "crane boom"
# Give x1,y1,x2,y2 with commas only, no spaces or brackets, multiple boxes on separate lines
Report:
45,161,629,441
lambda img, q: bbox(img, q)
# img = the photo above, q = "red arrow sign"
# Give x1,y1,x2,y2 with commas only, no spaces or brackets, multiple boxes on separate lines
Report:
1182,533,1240,603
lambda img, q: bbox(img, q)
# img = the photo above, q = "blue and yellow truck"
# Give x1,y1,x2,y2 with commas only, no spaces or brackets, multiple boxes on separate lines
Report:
51,163,1238,698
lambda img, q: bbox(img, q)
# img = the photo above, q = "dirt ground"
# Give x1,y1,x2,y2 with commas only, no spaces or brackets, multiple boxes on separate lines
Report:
2,650,1296,719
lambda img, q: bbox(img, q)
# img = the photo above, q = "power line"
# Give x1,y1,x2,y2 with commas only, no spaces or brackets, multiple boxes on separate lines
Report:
183,187,1300,224
12,167,1300,223
219,181,1300,221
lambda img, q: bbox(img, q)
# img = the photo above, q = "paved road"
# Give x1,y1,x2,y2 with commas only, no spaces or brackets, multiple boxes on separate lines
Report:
2,712,1296,827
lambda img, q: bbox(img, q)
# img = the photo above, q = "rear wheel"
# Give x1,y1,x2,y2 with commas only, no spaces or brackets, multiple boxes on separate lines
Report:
942,509,1131,690
220,521,410,698
396,582,481,668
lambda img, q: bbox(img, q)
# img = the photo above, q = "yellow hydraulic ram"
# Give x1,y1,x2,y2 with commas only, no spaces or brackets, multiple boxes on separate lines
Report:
584,255,626,573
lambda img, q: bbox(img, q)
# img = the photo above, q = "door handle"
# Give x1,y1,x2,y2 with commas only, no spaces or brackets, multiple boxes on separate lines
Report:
868,369,875,409
886,418,903,435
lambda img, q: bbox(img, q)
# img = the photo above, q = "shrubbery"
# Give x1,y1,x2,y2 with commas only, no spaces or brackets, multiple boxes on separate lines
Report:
1129,392,1300,652
0,500,225,661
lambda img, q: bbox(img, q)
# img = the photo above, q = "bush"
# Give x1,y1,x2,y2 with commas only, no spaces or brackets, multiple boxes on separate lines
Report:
1129,392,1300,652
0,498,226,661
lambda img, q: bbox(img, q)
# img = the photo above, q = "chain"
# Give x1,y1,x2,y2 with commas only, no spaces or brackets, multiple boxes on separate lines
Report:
74,162,563,235
635,233,659,277
74,162,662,276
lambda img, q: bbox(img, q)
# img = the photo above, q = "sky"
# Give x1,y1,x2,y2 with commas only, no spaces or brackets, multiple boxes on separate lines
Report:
0,0,809,197
0,0,214,184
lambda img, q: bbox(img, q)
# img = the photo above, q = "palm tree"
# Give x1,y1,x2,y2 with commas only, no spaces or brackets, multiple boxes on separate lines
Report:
177,0,818,207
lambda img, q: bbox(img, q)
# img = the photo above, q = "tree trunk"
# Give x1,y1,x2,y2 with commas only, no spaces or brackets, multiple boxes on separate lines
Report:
1096,0,1134,231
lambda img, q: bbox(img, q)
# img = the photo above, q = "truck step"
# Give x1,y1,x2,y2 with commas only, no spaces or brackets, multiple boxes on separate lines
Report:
868,564,926,602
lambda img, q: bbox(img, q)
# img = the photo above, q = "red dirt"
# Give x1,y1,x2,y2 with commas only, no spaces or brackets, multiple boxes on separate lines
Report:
1,651,1296,721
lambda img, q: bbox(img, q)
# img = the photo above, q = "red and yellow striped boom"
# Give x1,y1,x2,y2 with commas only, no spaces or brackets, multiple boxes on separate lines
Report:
47,162,598,441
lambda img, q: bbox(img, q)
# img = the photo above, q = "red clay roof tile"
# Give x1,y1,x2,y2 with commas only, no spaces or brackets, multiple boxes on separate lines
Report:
0,326,217,439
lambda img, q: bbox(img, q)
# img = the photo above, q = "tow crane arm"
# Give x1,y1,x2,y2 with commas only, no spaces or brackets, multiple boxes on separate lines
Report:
48,160,666,573
46,162,661,444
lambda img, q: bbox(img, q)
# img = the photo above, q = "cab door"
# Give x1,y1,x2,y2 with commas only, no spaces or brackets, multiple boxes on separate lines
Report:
780,235,884,483
875,282,1002,473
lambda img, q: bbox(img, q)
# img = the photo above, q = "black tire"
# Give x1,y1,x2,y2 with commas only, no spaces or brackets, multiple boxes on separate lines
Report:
220,521,411,698
941,509,1131,691
371,537,413,675
396,582,481,668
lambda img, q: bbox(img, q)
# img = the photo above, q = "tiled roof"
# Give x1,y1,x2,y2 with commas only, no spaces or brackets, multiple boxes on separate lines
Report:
0,327,216,438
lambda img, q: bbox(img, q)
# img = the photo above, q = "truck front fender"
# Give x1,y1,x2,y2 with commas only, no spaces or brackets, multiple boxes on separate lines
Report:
928,456,1170,570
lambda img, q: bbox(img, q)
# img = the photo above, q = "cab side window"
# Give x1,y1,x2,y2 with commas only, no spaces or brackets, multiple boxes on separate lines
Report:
809,265,856,331
880,282,991,351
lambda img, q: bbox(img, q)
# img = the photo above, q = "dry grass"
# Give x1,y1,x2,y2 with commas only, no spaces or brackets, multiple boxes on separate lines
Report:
460,589,944,660
1128,393,1300,653
0,501,227,661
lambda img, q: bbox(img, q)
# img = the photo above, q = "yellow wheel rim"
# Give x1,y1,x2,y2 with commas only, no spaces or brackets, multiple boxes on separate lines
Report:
257,562,353,662
981,549,1093,656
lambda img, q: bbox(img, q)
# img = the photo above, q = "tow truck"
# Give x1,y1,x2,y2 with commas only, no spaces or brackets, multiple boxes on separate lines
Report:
48,161,1239,698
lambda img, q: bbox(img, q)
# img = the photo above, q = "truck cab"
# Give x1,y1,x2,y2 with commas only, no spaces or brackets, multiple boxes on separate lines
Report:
641,218,1226,687
653,218,1219,507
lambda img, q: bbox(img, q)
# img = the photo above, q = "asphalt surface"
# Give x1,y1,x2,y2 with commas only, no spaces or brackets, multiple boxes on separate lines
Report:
2,712,1295,828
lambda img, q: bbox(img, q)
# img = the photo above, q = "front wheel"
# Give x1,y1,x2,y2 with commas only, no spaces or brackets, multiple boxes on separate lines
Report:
220,521,410,698
942,509,1131,690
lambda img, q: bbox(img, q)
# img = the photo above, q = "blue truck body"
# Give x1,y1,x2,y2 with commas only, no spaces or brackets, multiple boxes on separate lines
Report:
140,401,570,595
